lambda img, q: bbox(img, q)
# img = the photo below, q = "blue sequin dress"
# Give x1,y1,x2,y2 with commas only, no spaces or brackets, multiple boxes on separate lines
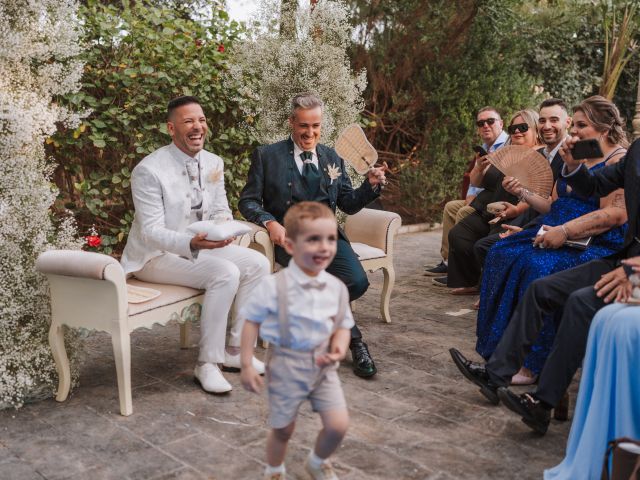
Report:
475,162,626,374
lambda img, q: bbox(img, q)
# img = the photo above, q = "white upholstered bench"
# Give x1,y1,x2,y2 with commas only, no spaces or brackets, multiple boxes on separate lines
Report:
36,242,249,416
241,208,402,323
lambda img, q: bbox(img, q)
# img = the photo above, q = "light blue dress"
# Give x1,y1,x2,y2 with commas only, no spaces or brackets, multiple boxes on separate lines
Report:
544,303,640,479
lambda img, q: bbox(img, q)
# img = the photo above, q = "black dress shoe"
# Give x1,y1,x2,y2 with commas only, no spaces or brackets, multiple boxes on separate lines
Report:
449,348,499,405
350,340,377,378
497,387,551,435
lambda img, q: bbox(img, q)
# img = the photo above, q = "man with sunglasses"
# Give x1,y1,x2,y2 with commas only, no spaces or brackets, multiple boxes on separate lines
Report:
473,99,571,266
426,107,508,277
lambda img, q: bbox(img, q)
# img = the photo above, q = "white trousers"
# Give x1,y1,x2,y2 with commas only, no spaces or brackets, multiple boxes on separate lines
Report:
134,245,270,364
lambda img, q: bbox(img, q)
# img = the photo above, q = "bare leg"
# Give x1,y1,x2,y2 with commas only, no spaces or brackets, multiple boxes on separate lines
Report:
266,422,296,467
314,409,349,459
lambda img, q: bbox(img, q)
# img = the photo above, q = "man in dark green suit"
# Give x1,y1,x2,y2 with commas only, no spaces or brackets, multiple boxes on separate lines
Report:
239,92,387,378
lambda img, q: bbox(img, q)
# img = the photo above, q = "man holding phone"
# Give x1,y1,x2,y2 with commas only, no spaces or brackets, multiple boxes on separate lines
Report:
425,106,508,277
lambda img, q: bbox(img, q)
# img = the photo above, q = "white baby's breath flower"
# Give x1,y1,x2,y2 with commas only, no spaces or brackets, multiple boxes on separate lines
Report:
0,0,85,410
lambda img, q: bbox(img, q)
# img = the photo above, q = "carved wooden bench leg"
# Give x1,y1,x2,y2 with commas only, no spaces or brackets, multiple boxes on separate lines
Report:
380,266,395,323
49,322,71,402
554,392,570,421
111,327,133,416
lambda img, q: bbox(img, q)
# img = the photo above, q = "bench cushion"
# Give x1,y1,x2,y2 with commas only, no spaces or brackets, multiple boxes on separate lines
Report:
351,242,386,261
126,279,204,316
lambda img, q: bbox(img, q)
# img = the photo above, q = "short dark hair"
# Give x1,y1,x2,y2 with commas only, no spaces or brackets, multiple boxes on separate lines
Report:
167,96,201,120
477,106,501,119
284,201,336,240
539,98,568,113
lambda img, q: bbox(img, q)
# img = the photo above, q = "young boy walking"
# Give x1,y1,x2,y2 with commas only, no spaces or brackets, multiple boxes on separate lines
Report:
240,201,353,480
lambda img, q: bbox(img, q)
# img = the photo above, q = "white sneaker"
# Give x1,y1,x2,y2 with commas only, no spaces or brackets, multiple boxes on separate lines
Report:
304,459,338,480
194,363,232,393
223,352,265,375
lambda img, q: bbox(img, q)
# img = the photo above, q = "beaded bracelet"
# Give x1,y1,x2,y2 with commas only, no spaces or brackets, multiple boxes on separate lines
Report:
518,188,531,202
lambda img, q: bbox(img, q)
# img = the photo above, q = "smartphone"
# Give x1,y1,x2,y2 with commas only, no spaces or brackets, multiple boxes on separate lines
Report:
473,145,487,156
571,139,604,160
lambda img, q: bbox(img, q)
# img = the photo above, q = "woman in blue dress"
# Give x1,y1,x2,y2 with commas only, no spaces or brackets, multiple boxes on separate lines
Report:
475,96,628,384
544,299,640,479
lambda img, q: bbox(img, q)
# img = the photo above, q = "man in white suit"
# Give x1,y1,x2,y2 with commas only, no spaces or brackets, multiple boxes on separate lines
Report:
121,96,270,393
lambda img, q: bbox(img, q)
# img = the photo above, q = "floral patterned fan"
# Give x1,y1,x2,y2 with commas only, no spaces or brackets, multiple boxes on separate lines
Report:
488,145,553,198
335,124,378,175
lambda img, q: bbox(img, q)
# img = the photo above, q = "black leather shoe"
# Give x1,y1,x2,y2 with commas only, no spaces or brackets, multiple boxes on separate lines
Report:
449,348,499,405
350,340,377,378
497,387,551,435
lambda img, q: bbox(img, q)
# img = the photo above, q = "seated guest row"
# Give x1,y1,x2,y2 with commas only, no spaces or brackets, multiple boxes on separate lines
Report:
447,95,639,478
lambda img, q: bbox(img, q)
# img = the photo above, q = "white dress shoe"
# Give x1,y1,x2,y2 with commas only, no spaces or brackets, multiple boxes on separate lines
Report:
222,352,265,375
194,363,232,394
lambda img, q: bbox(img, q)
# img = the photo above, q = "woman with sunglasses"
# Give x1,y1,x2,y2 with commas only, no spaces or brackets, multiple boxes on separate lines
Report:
487,110,545,225
475,96,628,385
506,109,543,148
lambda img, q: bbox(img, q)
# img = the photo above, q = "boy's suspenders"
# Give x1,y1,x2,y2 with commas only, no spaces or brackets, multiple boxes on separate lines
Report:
273,270,348,350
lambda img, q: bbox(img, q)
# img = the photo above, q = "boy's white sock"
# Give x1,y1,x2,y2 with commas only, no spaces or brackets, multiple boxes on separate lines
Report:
307,450,327,469
265,464,285,475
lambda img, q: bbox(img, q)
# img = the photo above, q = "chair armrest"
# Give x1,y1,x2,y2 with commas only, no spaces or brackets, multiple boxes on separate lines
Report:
237,221,275,271
36,250,124,281
344,208,402,253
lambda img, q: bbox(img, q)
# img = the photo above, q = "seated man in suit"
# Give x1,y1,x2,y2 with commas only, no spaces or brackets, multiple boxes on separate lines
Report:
239,92,387,378
121,96,271,394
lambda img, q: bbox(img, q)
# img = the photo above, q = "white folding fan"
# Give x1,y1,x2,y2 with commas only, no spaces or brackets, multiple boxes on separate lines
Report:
335,124,378,175
487,145,554,198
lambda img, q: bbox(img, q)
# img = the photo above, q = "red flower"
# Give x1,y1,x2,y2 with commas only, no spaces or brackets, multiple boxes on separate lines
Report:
86,235,101,247
195,39,204,47
217,44,225,53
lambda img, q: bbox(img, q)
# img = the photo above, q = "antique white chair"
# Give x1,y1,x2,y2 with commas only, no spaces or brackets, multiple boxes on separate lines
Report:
241,208,401,322
36,235,250,416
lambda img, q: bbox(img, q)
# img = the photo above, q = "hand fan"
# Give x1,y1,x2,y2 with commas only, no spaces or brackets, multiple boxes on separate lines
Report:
335,124,378,175
487,145,553,198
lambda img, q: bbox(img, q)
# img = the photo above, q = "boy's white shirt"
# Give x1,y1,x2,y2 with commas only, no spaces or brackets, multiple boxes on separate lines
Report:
239,260,355,350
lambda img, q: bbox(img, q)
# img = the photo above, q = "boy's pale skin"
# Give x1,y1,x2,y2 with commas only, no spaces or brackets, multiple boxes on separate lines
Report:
240,216,350,467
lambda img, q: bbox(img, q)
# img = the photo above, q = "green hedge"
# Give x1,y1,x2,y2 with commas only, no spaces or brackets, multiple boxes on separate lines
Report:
51,1,256,254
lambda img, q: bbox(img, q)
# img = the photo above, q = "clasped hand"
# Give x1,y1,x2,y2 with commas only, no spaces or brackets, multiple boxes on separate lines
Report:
533,225,566,249
594,265,633,304
190,232,235,250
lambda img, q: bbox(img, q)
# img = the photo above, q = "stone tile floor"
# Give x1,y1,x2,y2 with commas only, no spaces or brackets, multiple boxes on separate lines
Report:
0,229,577,479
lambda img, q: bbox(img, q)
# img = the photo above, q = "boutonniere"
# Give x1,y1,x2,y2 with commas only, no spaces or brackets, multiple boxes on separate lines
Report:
327,163,341,185
207,168,223,183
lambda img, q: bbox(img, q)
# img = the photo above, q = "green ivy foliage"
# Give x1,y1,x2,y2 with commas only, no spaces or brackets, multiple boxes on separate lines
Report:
51,0,256,254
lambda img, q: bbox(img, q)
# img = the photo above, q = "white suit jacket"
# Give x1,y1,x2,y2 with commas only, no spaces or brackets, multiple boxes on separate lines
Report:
121,143,232,275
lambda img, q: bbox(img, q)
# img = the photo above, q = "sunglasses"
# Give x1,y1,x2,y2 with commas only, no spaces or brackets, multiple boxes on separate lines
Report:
507,122,529,135
476,118,498,127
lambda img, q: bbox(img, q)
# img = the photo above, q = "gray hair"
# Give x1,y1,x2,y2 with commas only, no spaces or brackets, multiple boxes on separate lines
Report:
289,92,324,118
